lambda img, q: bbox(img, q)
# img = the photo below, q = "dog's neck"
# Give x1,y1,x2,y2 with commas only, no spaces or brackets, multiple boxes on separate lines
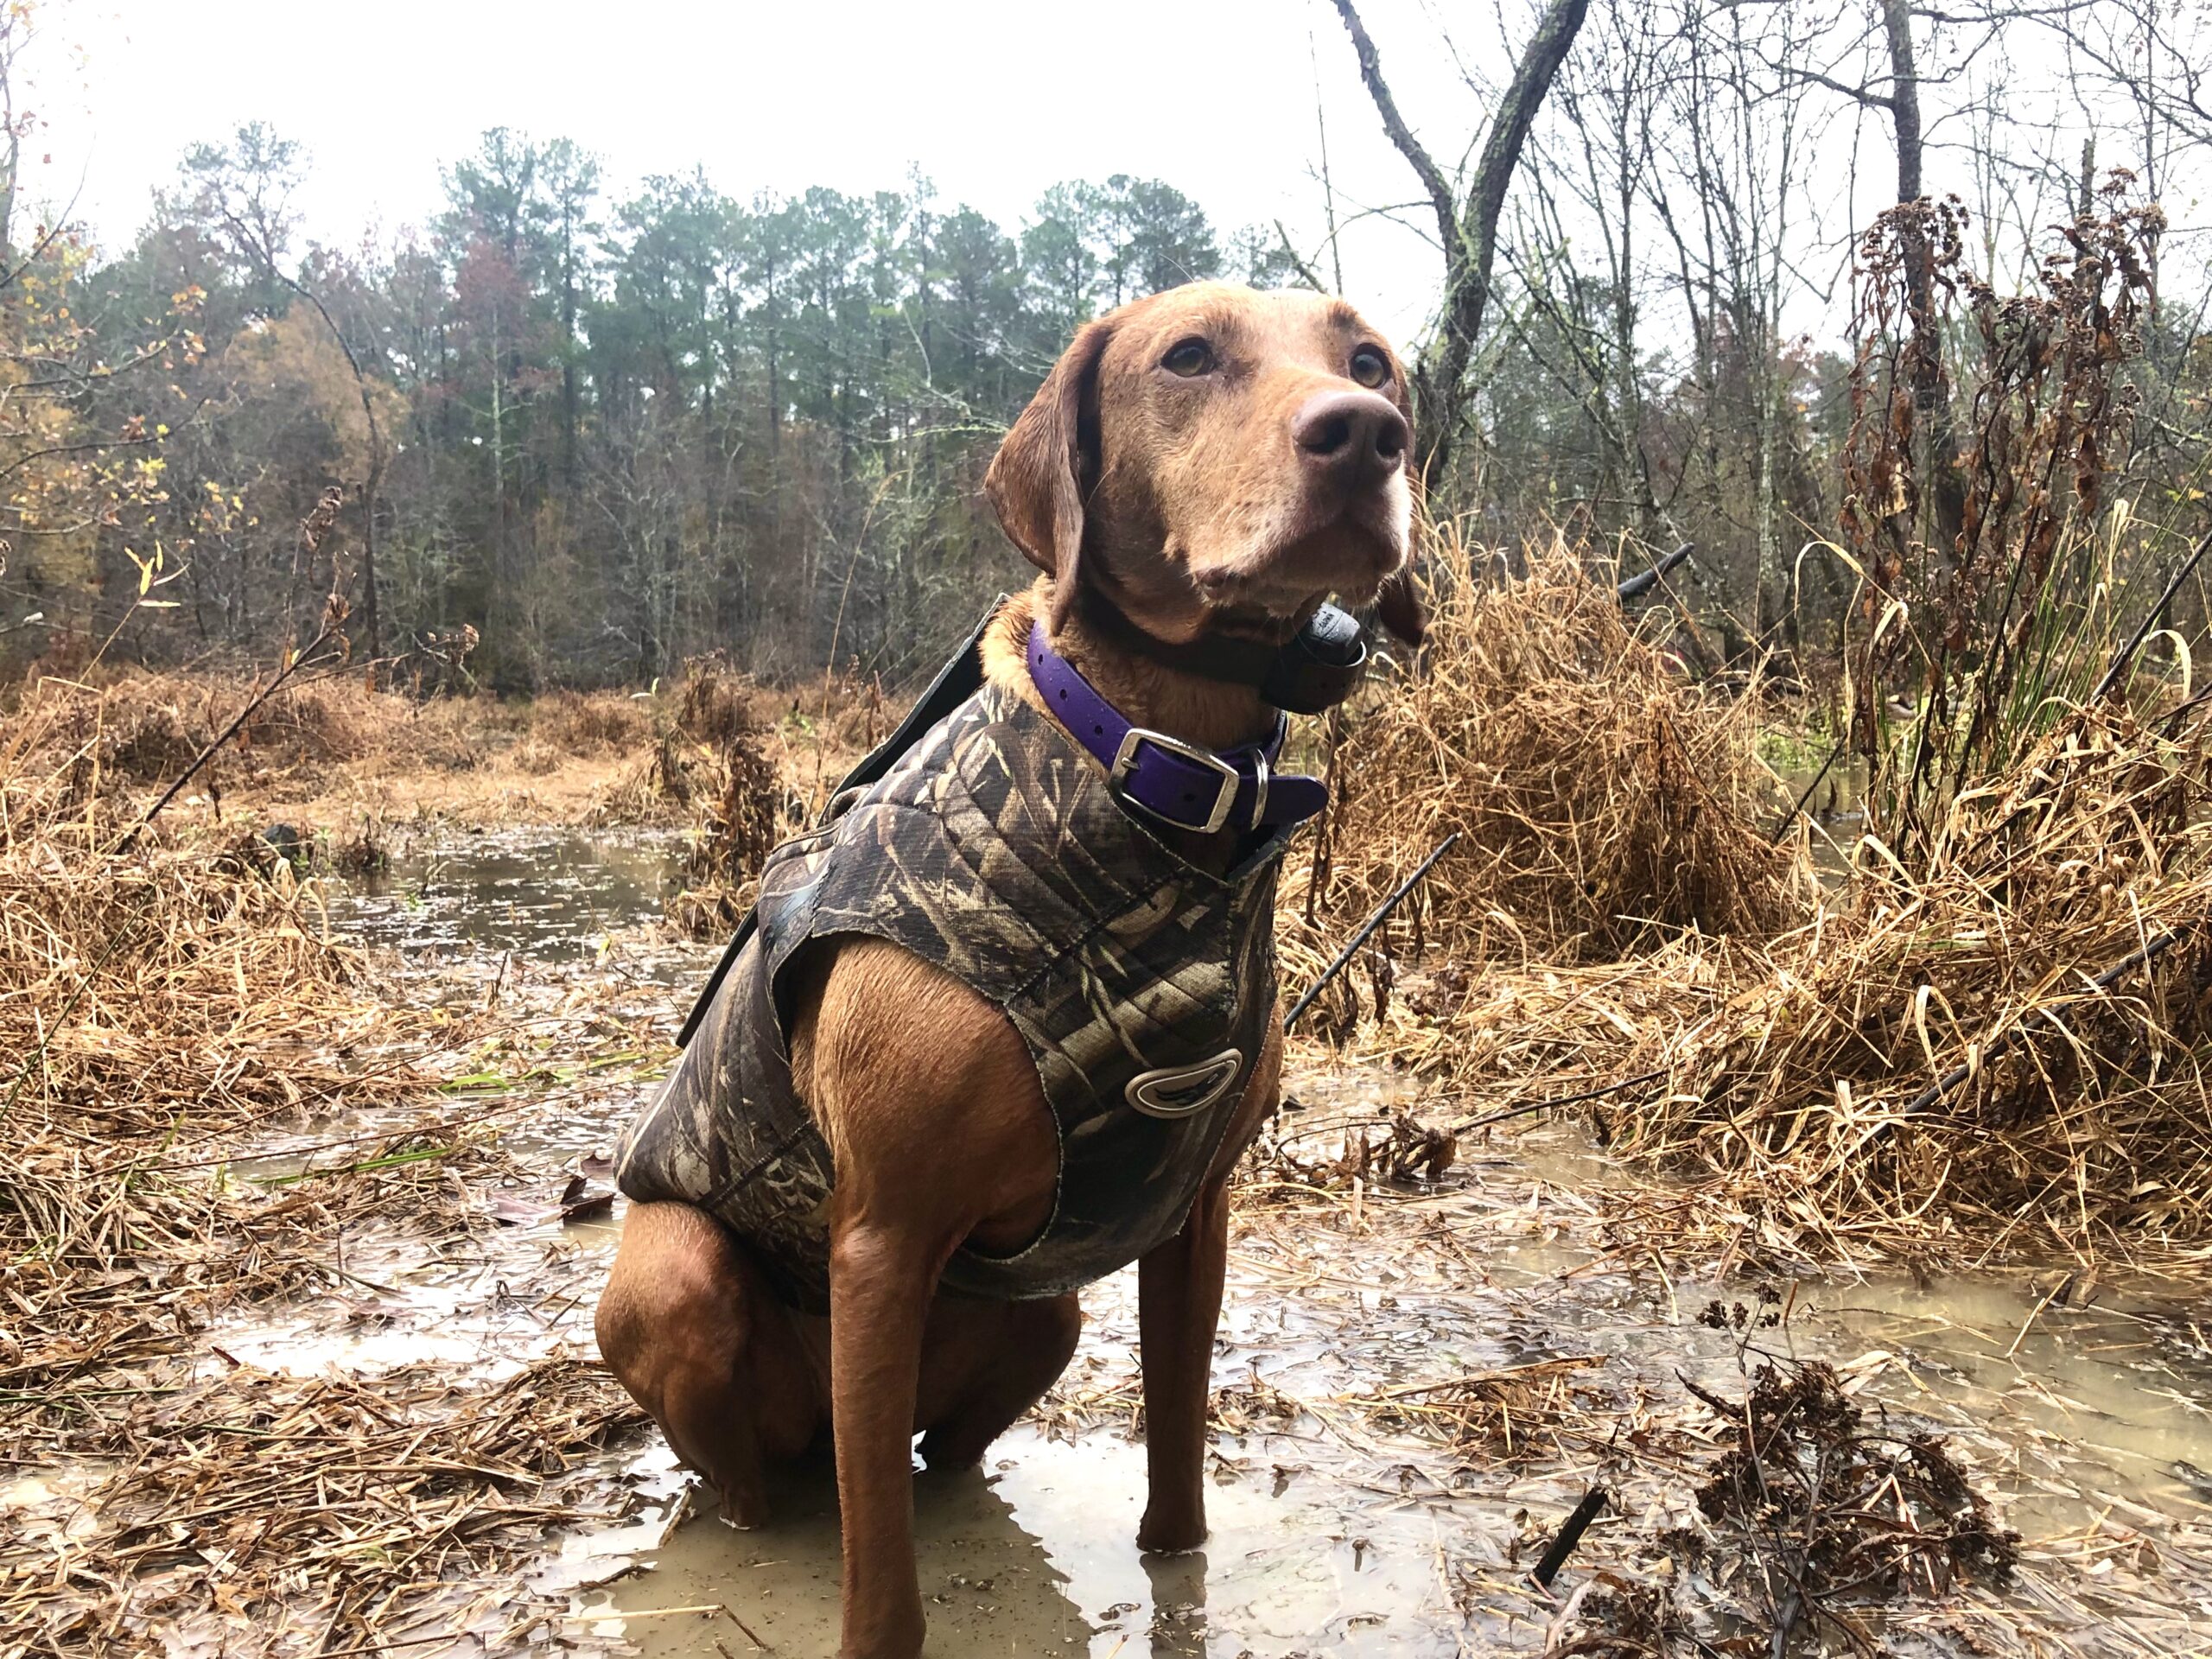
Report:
983,580,1279,754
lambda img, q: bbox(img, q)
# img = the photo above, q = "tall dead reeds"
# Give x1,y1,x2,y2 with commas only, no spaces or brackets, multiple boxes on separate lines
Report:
1302,531,1808,963
1617,699,2212,1255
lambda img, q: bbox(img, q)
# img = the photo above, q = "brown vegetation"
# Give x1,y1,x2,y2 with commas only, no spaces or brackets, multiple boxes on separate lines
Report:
1677,1360,2018,1645
3,1358,644,1656
1,677,437,1391
1300,531,1808,963
3,664,734,833
1617,700,2212,1255
1330,600,2212,1261
0,671,681,1654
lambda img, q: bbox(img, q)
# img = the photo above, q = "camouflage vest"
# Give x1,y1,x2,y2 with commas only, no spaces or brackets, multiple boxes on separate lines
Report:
613,674,1294,1311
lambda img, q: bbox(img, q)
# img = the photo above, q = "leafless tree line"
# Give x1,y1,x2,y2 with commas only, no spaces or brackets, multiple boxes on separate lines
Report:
1322,0,2211,659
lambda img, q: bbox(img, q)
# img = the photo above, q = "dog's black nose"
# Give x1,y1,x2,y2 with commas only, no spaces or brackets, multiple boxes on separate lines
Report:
1292,390,1409,491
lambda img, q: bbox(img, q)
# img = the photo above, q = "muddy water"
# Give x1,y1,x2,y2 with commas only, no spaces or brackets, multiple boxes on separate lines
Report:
1777,754,1869,880
563,1432,1457,1658
339,826,702,977
291,833,2212,1656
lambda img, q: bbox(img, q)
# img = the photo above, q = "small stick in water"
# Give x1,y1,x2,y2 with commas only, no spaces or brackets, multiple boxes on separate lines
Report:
1530,1484,1611,1592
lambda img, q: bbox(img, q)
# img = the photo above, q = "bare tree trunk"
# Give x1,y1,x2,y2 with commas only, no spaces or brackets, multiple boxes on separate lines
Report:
1332,0,1591,491
1885,0,1966,560
0,24,17,267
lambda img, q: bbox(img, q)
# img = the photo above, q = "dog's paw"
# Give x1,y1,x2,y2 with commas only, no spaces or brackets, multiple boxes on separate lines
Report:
1135,1507,1209,1554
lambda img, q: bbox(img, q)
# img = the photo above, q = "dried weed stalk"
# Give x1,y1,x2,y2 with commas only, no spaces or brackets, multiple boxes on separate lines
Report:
1843,175,2166,862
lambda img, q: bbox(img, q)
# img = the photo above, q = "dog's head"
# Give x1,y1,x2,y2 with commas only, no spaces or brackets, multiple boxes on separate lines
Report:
986,282,1422,649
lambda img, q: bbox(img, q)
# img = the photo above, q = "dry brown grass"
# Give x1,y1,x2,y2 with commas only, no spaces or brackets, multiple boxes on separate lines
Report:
0,664,679,831
1,677,449,1395
1,698,419,1142
1,674,665,1656
1341,693,2212,1262
1354,1355,1612,1465
1611,699,2212,1260
2,1356,643,1657
580,656,811,934
1299,527,2212,1264
1300,531,1810,963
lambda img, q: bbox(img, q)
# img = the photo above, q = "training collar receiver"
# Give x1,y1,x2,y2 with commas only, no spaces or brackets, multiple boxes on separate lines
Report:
1078,591,1370,716
1259,603,1369,715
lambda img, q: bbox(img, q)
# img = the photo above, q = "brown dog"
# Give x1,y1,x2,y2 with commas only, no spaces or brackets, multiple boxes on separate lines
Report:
598,281,1415,1659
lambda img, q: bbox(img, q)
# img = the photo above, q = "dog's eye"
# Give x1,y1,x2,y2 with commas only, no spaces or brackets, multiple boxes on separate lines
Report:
1161,338,1215,378
1349,346,1391,389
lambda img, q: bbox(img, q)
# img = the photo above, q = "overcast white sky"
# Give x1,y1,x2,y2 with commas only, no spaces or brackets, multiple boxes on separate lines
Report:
18,1,2208,354
27,0,1482,344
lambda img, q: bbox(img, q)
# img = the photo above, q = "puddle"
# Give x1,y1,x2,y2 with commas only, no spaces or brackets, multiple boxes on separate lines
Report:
333,826,702,980
44,825,2208,1656
1820,1271,2212,1532
585,1429,1458,1658
1777,757,1868,880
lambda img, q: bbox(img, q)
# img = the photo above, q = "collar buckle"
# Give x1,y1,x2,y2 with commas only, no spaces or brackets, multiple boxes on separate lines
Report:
1108,727,1241,835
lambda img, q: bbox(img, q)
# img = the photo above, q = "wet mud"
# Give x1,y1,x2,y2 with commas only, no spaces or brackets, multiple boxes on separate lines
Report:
21,829,2209,1656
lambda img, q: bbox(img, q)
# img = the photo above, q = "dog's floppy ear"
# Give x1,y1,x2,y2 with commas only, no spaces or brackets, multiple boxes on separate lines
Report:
986,319,1113,633
1374,566,1427,647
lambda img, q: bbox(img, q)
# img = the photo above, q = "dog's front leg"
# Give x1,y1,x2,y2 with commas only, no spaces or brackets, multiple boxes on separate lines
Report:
828,1217,944,1659
1135,1178,1230,1553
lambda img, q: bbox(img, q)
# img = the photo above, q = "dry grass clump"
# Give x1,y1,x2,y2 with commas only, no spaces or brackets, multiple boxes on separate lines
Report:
588,655,804,935
537,686,653,754
10,668,377,789
594,656,768,825
1306,532,1809,963
670,724,791,938
1617,700,2212,1256
0,1356,645,1656
1357,1355,1611,1465
1343,938,1729,1108
0,805,403,1141
2,679,437,1392
677,651,758,746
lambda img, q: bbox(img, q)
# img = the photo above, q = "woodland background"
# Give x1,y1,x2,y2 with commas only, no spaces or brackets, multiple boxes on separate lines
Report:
0,0,2206,694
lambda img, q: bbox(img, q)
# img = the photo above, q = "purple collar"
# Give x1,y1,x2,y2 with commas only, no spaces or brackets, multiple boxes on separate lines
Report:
1027,618,1328,835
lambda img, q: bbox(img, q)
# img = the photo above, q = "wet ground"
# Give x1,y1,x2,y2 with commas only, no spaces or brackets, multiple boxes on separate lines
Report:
181,830,2212,1654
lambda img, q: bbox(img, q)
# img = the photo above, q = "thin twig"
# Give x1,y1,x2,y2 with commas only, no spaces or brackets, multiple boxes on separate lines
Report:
1284,832,1459,1032
2093,528,2212,703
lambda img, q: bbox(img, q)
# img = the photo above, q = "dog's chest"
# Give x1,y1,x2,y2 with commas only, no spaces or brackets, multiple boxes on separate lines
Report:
615,684,1292,1309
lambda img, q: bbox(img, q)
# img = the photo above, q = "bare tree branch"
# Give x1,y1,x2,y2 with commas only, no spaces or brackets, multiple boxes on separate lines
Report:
1332,0,1592,486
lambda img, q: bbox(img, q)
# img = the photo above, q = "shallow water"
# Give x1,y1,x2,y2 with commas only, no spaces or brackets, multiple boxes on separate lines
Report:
165,829,2212,1654
1777,755,1869,880
336,825,702,977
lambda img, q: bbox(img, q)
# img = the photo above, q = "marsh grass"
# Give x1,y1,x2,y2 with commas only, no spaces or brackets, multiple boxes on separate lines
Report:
0,669,677,1656
1297,528,1811,966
